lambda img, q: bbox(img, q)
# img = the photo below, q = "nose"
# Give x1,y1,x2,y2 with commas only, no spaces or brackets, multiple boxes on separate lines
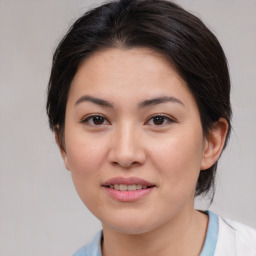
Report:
107,123,146,168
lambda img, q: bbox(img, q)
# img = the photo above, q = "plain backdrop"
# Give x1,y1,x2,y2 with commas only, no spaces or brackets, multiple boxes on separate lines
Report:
0,0,255,255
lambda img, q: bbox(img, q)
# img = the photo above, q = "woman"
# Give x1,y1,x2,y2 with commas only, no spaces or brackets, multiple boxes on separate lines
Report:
46,0,256,255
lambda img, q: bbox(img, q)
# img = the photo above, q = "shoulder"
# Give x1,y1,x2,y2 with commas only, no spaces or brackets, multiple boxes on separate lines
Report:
73,231,102,256
215,213,256,255
222,217,256,252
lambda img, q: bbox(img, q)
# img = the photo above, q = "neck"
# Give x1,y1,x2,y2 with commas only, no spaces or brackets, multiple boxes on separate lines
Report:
101,209,208,256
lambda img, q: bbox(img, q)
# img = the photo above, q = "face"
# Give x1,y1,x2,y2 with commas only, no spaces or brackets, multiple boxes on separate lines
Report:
61,47,210,235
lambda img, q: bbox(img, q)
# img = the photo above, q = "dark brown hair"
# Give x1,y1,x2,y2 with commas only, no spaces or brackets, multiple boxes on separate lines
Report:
47,0,232,201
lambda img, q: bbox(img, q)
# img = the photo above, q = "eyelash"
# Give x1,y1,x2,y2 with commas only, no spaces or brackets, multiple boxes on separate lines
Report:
147,114,174,126
81,114,110,126
81,114,175,127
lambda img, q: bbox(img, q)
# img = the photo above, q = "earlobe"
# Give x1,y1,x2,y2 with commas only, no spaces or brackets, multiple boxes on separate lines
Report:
54,126,70,171
200,118,229,170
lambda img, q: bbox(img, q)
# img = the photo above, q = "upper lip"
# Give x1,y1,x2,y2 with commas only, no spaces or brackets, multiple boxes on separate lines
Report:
102,176,155,186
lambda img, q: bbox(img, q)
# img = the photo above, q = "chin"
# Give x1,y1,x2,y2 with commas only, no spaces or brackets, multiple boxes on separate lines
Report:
102,214,159,235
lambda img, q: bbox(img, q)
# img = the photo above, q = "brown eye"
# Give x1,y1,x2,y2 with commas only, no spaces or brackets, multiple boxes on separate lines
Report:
91,116,105,125
152,116,165,125
147,115,174,126
82,115,109,126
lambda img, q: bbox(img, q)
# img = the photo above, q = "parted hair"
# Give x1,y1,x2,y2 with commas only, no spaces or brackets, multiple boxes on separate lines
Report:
47,0,232,201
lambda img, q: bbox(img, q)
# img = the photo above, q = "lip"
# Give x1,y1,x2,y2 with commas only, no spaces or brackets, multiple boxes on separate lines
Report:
102,176,155,186
102,176,156,202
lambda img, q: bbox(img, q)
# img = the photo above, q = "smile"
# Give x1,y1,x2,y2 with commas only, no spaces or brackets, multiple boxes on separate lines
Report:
102,177,156,202
105,184,153,191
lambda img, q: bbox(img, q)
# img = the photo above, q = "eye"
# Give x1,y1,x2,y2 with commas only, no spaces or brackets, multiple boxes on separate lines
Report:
146,115,174,126
81,115,110,126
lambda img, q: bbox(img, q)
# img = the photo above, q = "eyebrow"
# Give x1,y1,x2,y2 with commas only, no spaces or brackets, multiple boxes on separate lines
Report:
75,95,184,108
138,96,184,108
75,95,114,108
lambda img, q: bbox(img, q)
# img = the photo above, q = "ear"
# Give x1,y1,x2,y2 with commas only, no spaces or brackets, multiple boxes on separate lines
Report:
54,126,70,171
200,118,229,170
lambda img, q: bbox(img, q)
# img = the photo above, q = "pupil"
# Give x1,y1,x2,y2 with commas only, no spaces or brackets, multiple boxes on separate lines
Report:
153,116,164,125
93,116,104,125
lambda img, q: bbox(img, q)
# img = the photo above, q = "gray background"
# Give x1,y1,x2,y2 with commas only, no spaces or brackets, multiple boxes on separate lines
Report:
0,0,255,255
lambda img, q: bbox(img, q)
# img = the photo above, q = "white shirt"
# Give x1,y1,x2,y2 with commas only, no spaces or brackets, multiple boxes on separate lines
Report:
215,215,256,255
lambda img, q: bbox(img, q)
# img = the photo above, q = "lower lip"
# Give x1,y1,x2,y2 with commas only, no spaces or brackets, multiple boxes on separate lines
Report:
103,187,155,202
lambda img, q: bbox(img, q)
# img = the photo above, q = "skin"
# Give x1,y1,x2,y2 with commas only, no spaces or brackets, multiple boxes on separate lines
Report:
57,47,228,256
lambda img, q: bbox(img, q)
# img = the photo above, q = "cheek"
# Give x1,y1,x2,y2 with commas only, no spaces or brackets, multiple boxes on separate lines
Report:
67,142,100,173
64,134,107,201
148,129,204,193
64,126,109,173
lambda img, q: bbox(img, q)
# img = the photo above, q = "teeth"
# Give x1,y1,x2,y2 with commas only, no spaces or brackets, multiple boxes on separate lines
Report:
128,184,136,191
136,184,142,190
109,184,150,191
119,184,127,191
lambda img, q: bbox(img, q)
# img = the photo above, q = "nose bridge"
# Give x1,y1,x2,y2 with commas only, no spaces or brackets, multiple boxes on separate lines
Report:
109,121,146,167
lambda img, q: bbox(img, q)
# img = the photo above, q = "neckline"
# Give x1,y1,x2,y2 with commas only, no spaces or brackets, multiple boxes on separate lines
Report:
199,210,219,256
75,210,219,256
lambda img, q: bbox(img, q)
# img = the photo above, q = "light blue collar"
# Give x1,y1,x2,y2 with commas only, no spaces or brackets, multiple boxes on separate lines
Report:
200,210,219,256
73,231,102,256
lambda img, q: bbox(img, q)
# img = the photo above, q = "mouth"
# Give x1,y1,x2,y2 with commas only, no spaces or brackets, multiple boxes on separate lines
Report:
103,184,155,191
102,177,156,202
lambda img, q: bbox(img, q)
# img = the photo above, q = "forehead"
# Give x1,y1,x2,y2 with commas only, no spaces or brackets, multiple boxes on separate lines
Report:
74,47,177,81
68,47,196,109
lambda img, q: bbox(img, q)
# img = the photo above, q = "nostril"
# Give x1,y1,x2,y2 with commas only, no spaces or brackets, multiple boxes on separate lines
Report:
111,160,140,168
107,143,147,168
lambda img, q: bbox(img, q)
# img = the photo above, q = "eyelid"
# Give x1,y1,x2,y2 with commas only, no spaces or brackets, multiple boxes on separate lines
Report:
81,114,111,126
80,113,176,126
145,114,176,126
